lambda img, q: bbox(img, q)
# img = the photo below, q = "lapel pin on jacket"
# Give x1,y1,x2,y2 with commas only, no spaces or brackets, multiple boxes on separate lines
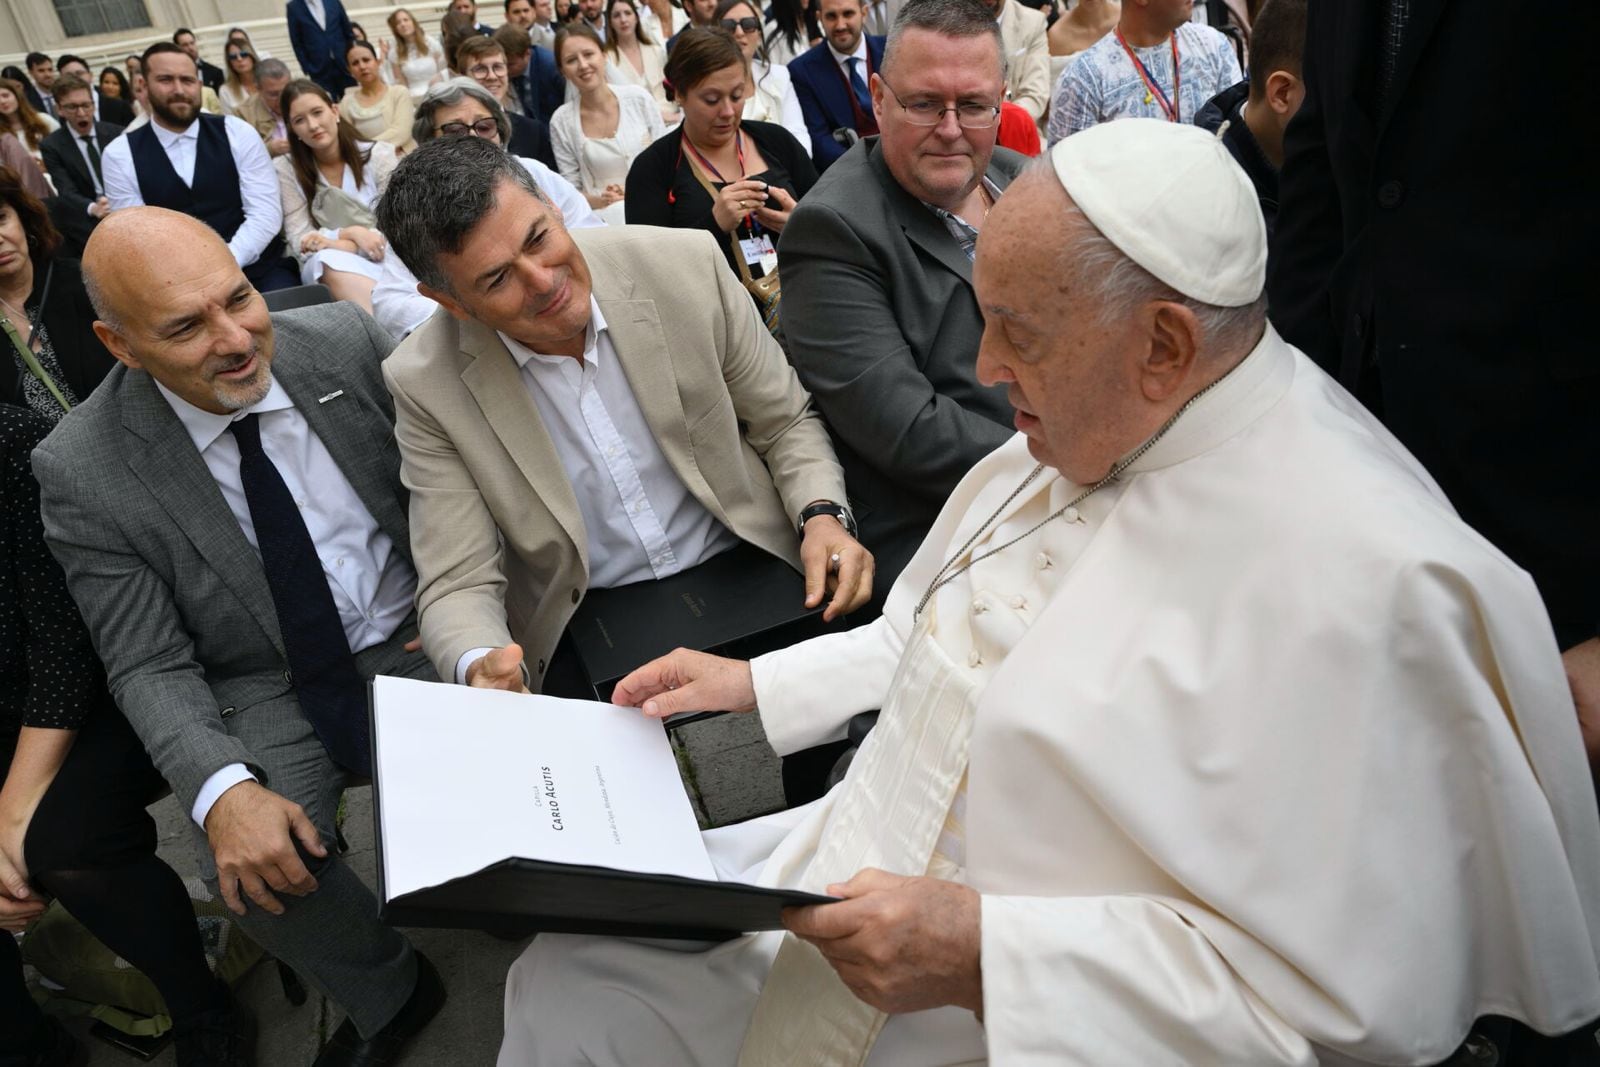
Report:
318,390,345,404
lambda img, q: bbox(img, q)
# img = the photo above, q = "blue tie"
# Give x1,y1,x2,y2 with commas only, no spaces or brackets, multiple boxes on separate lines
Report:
846,56,872,115
230,414,372,775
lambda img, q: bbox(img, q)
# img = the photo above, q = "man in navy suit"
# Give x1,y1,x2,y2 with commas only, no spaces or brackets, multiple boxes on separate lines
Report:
788,0,886,168
287,0,357,96
508,40,566,125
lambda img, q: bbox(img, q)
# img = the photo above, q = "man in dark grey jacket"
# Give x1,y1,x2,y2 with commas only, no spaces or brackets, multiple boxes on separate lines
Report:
778,0,1024,594
34,209,443,1067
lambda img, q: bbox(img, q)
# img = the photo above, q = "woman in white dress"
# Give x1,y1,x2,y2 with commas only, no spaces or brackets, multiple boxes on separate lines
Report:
274,80,399,312
605,0,677,124
339,40,416,151
551,25,665,219
636,0,689,49
716,0,808,155
387,8,448,100
218,44,259,117
762,0,819,66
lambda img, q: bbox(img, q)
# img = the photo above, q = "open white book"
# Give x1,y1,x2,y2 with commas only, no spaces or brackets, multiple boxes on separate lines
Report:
371,675,830,939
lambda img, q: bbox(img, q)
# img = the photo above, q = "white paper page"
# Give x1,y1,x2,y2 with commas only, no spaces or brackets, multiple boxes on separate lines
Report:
373,675,717,900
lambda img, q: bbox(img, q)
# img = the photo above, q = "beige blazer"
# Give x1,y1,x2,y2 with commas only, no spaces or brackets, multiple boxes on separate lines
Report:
997,0,1052,123
384,225,847,689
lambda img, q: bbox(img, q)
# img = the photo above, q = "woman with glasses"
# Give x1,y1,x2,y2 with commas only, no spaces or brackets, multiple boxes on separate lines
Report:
626,28,815,283
219,45,260,116
604,0,675,123
388,8,449,100
275,79,399,312
339,40,417,151
553,25,665,218
714,0,808,155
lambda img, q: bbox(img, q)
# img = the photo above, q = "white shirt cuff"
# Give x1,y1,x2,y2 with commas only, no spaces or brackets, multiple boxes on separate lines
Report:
456,647,495,685
191,763,257,829
85,201,98,215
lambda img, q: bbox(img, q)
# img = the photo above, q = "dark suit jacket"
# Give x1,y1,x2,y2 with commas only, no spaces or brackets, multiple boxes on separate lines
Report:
21,80,53,118
198,59,226,92
0,256,118,410
1267,0,1600,648
97,94,134,126
507,109,556,169
32,303,426,811
511,46,566,126
287,0,357,95
777,137,1023,587
40,121,123,217
788,36,885,168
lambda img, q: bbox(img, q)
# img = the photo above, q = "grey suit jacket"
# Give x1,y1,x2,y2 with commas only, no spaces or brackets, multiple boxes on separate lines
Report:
385,226,847,689
777,138,1023,556
33,303,420,813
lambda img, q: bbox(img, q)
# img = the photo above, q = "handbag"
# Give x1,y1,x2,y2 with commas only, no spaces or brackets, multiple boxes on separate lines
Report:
310,185,378,230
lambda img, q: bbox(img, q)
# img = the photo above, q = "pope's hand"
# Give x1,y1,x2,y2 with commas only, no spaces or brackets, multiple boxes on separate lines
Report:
800,515,874,622
466,644,529,693
783,868,983,1016
1564,636,1600,769
205,780,326,917
610,648,755,718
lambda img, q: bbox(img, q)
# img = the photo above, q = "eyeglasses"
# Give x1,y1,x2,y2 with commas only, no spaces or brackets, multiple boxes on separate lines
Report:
435,117,500,139
877,76,1000,129
58,101,94,113
719,16,761,32
467,62,508,78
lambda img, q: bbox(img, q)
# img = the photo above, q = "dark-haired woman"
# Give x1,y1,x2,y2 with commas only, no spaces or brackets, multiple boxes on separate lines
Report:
97,65,130,104
763,0,820,65
0,166,116,419
625,28,815,284
274,80,399,311
340,40,416,150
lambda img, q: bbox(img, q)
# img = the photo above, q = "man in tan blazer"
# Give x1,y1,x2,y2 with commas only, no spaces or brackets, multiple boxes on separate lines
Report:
377,137,873,695
237,58,291,156
990,0,1051,124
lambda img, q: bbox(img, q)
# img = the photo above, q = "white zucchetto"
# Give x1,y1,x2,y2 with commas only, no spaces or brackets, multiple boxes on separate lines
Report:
1049,118,1267,307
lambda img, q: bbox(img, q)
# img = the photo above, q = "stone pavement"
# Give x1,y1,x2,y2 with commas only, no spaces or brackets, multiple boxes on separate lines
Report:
34,711,785,1067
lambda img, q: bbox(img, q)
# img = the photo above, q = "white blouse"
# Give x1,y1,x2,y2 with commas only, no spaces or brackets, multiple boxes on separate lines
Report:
549,83,665,198
744,60,808,157
607,40,671,113
393,36,447,100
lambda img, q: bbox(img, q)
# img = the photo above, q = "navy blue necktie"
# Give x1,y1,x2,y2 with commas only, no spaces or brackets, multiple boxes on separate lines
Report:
229,414,371,775
846,57,872,116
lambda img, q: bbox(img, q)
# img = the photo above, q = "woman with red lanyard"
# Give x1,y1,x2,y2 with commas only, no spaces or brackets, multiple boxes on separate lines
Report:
624,27,816,290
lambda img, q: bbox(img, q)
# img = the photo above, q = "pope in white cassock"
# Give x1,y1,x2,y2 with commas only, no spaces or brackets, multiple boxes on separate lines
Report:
496,120,1600,1065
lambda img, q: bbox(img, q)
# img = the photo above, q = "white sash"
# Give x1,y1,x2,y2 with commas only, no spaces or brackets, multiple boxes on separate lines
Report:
738,610,979,1066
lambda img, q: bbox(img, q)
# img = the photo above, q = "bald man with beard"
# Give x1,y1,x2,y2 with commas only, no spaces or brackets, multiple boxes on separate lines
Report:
32,208,447,1067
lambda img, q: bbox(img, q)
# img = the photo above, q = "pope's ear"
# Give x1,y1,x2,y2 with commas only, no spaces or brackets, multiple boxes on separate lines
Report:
1139,301,1202,402
417,282,472,322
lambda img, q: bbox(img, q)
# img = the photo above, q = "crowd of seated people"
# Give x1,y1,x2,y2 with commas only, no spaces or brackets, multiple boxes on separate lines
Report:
4,0,1600,1065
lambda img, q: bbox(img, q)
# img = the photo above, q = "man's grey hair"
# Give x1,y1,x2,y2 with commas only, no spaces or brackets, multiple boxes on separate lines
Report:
1039,164,1267,358
377,135,549,293
256,57,290,81
411,76,512,149
883,0,1004,81
81,266,123,335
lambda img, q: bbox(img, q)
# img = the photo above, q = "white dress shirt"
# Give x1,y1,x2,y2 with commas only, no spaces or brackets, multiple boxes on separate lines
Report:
159,376,418,827
101,113,284,271
454,298,738,683
305,0,329,30
828,34,869,78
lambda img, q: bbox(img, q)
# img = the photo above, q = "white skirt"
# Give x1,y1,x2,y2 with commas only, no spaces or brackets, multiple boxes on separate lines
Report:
301,247,384,287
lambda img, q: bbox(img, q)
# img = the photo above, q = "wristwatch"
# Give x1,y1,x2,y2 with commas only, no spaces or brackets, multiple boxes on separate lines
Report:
797,500,857,539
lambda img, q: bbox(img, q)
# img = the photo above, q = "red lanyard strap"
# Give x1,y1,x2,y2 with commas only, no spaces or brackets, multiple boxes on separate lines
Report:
682,130,759,232
1115,27,1181,123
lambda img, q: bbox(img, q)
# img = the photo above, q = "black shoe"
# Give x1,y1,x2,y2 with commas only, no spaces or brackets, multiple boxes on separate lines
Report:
173,986,256,1067
311,952,445,1067
0,1016,83,1067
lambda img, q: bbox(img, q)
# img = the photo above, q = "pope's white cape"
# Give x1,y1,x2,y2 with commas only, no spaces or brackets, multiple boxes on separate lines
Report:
746,327,1600,1065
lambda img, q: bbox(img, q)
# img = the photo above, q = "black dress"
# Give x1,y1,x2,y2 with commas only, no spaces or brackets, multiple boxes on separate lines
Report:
0,255,119,415
624,119,818,279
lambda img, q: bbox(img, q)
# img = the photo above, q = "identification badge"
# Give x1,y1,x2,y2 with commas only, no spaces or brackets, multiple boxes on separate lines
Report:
740,234,778,274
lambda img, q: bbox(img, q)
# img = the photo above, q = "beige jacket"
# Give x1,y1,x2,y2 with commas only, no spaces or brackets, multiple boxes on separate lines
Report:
384,225,847,689
997,0,1051,122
